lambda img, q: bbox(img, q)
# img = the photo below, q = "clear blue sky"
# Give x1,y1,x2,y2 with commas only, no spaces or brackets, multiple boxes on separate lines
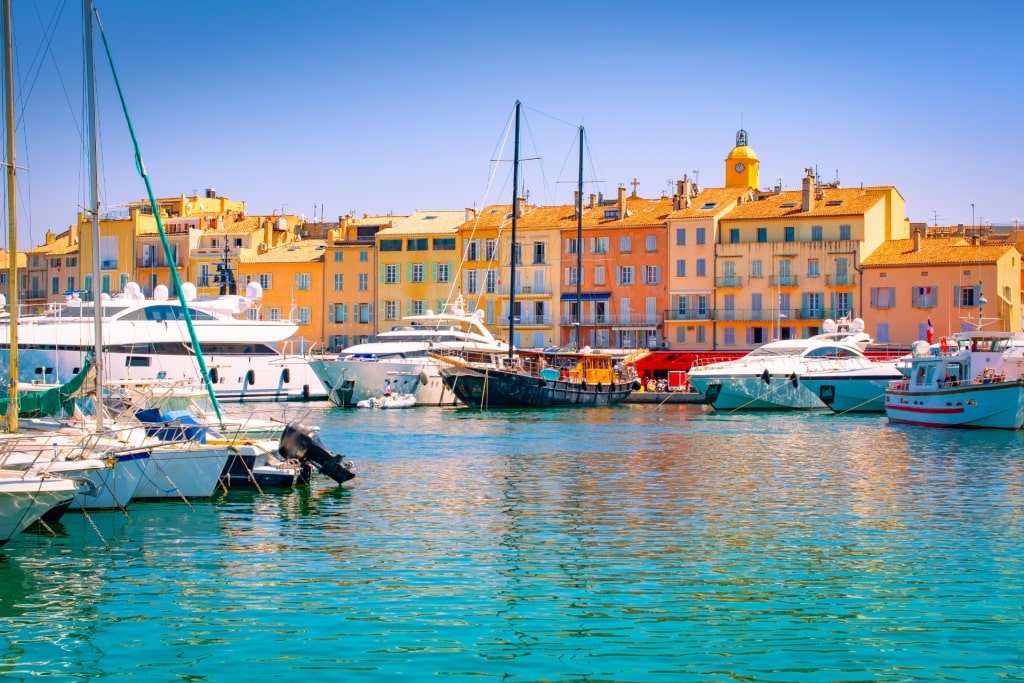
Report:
5,0,1023,250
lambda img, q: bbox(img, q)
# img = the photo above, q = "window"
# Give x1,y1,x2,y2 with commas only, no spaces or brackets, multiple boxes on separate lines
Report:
676,259,686,277
675,228,686,246
592,237,609,254
465,240,479,261
805,292,822,318
604,208,620,219
567,267,579,286
644,265,660,285
808,259,819,277
384,264,398,285
912,285,937,308
812,225,823,241
466,270,478,294
870,287,896,309
696,227,706,245
359,251,369,262
675,295,688,317
358,273,369,291
486,269,497,293
406,238,428,251
646,235,657,252
696,259,706,277
412,300,426,315
267,308,281,321
784,226,795,242
380,239,402,251
840,224,851,240
697,295,708,317
513,242,522,265
332,303,348,323
334,273,344,291
334,251,343,262
486,239,498,260
433,237,456,250
298,307,312,324
385,300,398,320
437,263,450,283
296,273,311,290
696,326,706,344
618,266,635,285
594,265,605,286
730,228,740,243
100,236,118,270
51,277,59,295
411,263,424,283
757,227,767,243
566,238,578,255
533,242,545,264
751,260,763,278
620,236,631,253
724,327,735,345
258,274,273,289
957,285,978,307
357,303,373,323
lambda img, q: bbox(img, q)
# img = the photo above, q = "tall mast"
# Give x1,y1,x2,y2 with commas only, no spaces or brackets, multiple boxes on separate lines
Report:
574,126,583,351
3,0,18,431
507,100,520,362
84,0,103,429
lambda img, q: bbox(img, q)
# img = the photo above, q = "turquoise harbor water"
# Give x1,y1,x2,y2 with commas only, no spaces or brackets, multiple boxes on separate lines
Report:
2,403,1024,681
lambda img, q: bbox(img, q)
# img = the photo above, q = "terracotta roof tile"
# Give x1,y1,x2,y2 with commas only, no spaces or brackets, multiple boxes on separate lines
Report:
240,238,327,264
861,237,1015,266
722,186,887,221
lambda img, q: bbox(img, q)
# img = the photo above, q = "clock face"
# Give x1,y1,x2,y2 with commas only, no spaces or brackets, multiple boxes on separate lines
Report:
734,162,746,173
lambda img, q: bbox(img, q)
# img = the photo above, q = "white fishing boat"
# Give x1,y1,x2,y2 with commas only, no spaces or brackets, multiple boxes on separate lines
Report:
687,317,876,410
885,331,1024,430
309,294,510,407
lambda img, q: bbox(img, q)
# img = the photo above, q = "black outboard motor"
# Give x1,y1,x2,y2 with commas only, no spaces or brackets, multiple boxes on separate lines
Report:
278,422,355,485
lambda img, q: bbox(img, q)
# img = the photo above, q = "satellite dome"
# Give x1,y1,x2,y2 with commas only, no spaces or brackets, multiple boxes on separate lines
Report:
181,282,197,301
852,317,865,332
153,285,169,301
822,319,837,333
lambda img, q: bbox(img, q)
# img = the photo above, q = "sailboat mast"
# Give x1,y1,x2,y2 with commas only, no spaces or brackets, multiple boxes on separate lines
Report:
575,126,583,351
507,100,520,362
3,0,19,432
84,0,103,429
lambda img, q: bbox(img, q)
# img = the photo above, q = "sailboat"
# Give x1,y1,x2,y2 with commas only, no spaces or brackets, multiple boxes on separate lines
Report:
438,102,637,408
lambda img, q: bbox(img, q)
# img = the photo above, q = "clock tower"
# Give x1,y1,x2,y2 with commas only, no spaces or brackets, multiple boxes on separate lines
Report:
725,128,759,190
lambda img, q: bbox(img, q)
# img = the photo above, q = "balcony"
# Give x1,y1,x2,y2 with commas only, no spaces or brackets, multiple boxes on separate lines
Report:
714,276,744,288
502,315,553,327
559,315,609,325
768,274,799,287
499,284,552,296
663,309,711,321
825,273,857,287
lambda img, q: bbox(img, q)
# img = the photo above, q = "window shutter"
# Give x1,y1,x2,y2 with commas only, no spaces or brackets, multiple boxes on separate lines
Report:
431,262,437,282
379,263,386,283
889,287,896,306
954,286,961,305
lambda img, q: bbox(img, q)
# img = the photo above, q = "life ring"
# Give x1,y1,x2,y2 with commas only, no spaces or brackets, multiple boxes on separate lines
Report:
939,337,956,354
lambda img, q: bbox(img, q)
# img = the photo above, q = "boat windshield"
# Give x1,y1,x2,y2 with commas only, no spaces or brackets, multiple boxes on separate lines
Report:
370,332,464,344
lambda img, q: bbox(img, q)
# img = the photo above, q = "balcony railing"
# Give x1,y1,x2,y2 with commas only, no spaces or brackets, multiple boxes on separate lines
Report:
825,273,857,286
499,284,553,295
663,310,712,321
768,274,799,287
714,276,744,288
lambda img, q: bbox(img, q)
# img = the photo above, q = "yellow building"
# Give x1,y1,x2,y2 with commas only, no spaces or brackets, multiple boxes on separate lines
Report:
237,237,327,354
376,210,467,331
861,230,1020,344
23,227,80,309
77,206,158,299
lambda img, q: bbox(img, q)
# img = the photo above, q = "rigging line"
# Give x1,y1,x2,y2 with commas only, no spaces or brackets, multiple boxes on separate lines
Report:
93,7,223,423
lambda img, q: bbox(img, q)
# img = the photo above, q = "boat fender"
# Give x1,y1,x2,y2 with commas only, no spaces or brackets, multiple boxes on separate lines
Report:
789,372,798,388
282,368,291,383
581,381,587,391
210,367,219,384
419,370,429,385
537,378,546,388
246,369,255,385
302,384,310,400
761,369,771,385
597,382,603,393
632,378,642,390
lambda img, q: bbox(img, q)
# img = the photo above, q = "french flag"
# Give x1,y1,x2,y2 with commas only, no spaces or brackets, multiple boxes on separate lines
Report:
926,316,934,343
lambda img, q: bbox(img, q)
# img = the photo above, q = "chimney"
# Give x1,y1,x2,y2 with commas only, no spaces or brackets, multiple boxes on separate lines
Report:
589,193,596,209
464,207,476,223
69,222,78,245
45,230,55,245
913,227,921,251
801,168,816,212
573,191,580,217
972,234,981,246
682,176,693,209
617,185,626,215
516,196,526,218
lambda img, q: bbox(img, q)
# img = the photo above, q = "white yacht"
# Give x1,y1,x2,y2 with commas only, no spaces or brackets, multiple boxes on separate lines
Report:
687,318,877,411
0,469,80,547
0,282,326,403
309,296,510,406
798,360,905,413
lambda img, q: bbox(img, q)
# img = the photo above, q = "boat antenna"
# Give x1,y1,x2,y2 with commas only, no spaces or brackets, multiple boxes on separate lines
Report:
94,8,223,423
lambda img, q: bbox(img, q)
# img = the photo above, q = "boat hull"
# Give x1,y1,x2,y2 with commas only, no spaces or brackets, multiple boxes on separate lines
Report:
885,381,1024,429
440,365,633,409
0,348,326,403
0,473,78,546
310,358,459,407
799,375,900,414
688,374,825,411
131,445,230,499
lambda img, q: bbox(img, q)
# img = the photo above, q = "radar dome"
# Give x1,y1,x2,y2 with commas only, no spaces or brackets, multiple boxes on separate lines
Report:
0,293,5,309
245,282,263,300
911,340,931,358
181,282,197,301
852,318,865,332
153,285,169,301
822,319,837,333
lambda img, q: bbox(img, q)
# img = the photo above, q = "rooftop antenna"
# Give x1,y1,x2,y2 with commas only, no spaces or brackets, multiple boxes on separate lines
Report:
692,169,700,186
